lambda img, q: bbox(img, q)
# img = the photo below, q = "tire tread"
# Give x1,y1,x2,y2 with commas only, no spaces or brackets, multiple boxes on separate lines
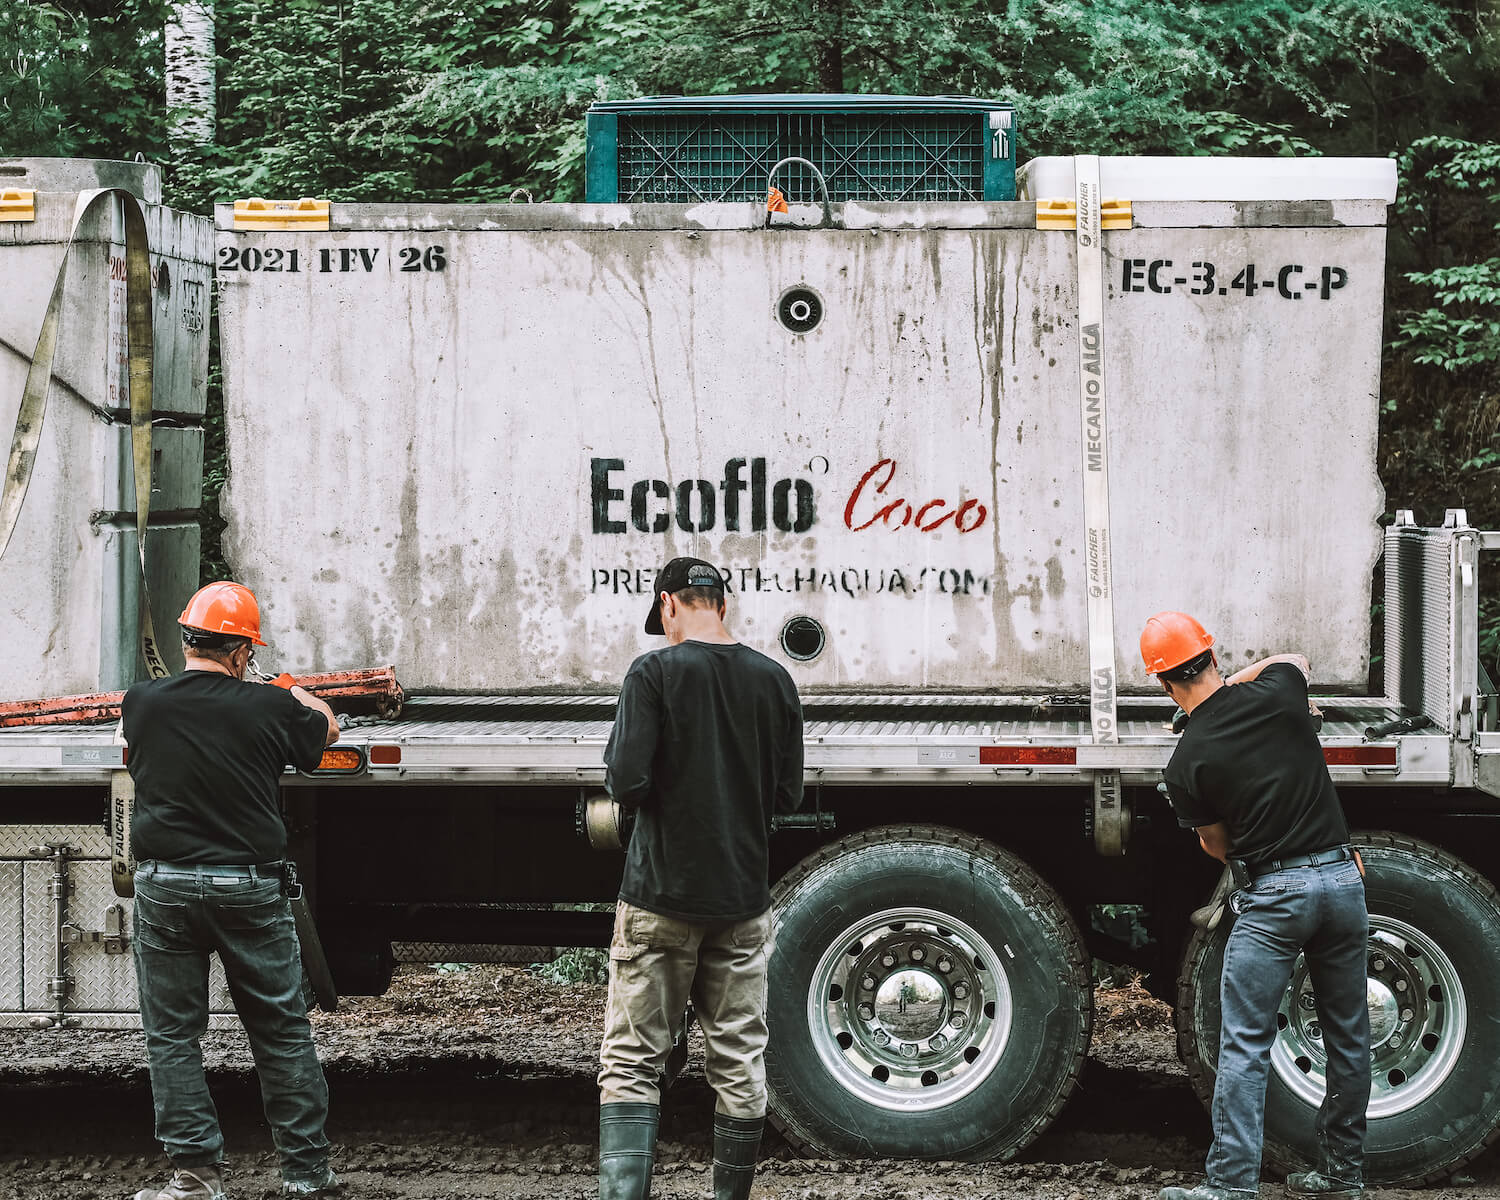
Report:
1175,831,1500,1187
769,822,1093,1161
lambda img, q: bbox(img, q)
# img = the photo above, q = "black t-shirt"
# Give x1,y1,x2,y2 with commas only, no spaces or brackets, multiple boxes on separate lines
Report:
604,640,804,922
123,671,329,865
1163,663,1348,865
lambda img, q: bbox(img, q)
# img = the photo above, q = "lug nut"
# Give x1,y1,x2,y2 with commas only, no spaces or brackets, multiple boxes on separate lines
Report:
951,1012,968,1029
1307,1022,1322,1040
1389,1033,1403,1048
910,946,926,962
859,1003,875,1021
936,957,953,973
872,1028,891,1046
1400,1008,1414,1023
1300,993,1318,1011
953,982,970,1000
929,1033,948,1052
1372,956,1387,972
900,1042,919,1058
881,953,897,968
1394,979,1408,992
861,975,876,991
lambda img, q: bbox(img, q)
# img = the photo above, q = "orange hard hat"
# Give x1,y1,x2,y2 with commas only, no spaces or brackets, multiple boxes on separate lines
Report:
1140,611,1214,675
178,581,266,645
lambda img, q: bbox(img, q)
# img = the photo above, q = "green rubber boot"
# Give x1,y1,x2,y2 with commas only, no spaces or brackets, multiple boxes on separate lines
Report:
599,1102,659,1200
712,1113,763,1200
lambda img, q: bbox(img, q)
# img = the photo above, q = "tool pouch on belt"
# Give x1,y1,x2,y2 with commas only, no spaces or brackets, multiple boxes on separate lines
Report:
279,860,305,901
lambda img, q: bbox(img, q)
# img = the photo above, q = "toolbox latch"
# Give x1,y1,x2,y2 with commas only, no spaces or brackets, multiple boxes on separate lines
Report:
61,903,130,954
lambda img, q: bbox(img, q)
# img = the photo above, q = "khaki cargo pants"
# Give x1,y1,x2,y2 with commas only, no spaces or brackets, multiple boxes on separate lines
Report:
598,900,774,1118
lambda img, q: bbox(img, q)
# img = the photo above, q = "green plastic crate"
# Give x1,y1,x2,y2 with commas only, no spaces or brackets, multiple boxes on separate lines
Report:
585,95,1016,205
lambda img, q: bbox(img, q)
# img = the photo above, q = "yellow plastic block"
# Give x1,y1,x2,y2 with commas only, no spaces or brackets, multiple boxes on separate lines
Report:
232,197,331,231
1034,198,1133,231
0,189,36,222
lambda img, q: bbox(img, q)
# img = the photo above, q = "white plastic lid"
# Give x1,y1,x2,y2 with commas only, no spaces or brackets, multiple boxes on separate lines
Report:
1016,156,1397,204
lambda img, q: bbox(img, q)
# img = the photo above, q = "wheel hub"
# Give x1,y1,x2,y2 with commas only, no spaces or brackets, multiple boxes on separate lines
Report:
1270,914,1467,1118
1366,978,1401,1047
808,908,1012,1112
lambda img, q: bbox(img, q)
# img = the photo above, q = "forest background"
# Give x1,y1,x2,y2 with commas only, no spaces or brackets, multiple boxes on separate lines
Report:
2,0,1498,684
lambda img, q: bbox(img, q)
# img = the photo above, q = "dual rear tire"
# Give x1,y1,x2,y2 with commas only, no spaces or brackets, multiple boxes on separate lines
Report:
766,825,1500,1185
1176,832,1500,1186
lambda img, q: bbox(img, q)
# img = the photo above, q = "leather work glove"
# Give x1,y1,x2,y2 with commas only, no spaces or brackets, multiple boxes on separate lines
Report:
1190,864,1236,931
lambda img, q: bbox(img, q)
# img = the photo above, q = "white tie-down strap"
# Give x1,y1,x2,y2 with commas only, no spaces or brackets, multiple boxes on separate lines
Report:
1073,155,1127,855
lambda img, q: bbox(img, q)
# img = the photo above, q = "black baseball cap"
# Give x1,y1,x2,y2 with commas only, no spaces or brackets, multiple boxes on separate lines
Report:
645,556,725,635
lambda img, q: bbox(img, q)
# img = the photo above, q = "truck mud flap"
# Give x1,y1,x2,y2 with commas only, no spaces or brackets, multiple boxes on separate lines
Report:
289,892,339,1013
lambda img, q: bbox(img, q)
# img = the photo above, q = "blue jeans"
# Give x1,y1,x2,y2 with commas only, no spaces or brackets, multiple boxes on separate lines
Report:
1208,857,1370,1192
133,862,331,1185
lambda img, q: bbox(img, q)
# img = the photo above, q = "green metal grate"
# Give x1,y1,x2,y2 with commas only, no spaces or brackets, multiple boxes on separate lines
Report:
586,97,1015,204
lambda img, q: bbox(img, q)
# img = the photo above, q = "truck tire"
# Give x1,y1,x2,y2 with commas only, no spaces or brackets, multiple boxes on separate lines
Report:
766,824,1091,1160
1177,832,1500,1186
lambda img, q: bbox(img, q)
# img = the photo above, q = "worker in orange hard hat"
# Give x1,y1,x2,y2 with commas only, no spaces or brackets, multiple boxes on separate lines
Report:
1145,613,1369,1200
123,581,342,1200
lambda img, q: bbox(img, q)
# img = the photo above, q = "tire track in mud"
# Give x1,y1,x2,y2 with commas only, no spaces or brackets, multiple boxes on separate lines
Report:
0,970,1495,1198
0,1052,1206,1199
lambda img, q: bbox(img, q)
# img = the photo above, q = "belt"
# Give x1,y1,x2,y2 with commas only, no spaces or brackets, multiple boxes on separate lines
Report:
1249,844,1353,880
140,860,284,879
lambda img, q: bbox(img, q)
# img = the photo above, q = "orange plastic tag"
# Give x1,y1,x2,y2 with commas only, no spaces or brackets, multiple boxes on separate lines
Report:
766,187,789,215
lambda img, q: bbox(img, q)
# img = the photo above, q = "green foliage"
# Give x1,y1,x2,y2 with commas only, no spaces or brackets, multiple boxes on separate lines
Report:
146,0,1464,206
4,0,1464,209
1394,137,1500,373
532,947,609,985
0,0,171,159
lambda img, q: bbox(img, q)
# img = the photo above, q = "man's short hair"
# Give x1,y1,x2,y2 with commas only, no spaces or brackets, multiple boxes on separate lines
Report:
673,585,724,611
1159,649,1215,684
181,627,250,662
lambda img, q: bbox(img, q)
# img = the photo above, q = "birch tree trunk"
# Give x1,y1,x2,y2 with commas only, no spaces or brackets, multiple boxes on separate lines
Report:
165,1,216,152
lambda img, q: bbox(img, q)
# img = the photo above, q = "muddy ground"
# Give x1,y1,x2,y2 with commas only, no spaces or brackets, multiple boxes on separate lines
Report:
0,967,1494,1200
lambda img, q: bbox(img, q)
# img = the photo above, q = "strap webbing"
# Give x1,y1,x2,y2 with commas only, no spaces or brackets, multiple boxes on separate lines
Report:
0,188,170,680
1074,155,1124,851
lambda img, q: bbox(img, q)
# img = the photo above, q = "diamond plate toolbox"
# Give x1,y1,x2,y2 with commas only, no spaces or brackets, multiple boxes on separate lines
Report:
1,825,236,1028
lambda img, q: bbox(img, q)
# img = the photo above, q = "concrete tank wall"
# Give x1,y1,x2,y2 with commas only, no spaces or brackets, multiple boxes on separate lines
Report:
0,184,211,700
215,197,1386,692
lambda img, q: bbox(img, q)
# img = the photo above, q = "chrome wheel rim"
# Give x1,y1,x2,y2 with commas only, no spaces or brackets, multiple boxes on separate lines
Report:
1270,914,1467,1118
807,907,1012,1112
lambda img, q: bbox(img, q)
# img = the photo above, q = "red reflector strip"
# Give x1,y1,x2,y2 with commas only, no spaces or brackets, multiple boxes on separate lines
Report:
979,746,1078,765
1323,746,1398,767
369,744,401,765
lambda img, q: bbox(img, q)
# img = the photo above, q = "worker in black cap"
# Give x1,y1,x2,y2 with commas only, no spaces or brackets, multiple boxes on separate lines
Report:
597,556,804,1200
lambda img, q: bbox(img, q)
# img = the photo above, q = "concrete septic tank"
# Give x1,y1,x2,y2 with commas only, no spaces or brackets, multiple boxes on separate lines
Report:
0,160,211,701
215,166,1389,693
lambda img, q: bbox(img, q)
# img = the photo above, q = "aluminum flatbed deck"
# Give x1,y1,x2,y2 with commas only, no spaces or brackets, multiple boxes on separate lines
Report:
0,694,1446,789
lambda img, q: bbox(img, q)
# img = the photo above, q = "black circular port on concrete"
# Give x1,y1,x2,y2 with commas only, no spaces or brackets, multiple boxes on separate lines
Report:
779,287,824,333
781,616,826,661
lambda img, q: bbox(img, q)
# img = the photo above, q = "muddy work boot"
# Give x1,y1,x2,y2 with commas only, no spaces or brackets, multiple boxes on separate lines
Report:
599,1102,659,1200
134,1165,226,1200
1159,1186,1257,1200
281,1165,343,1197
712,1113,764,1200
1286,1171,1363,1198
